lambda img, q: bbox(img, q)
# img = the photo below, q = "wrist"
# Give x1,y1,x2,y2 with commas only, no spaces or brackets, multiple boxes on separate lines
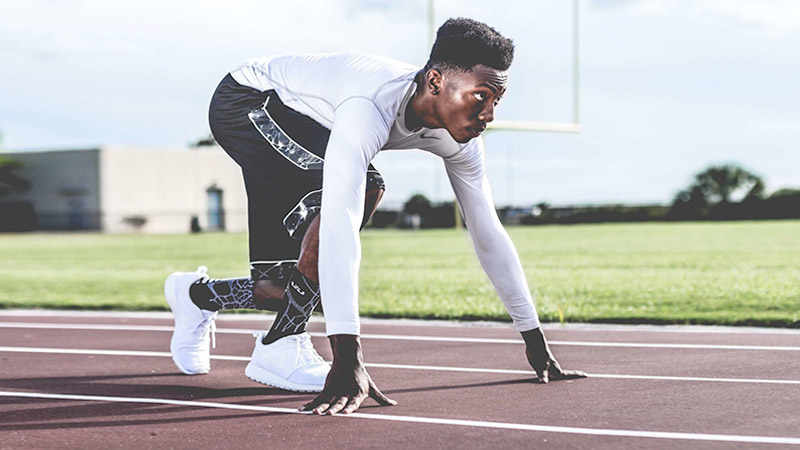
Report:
328,334,363,366
520,327,544,349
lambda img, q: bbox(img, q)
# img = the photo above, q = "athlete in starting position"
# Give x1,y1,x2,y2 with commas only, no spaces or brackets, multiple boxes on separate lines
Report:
165,17,586,416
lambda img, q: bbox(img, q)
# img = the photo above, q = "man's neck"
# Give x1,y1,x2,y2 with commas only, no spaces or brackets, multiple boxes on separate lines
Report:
405,71,441,132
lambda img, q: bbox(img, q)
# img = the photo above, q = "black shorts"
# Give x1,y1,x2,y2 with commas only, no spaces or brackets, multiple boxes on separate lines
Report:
208,74,384,283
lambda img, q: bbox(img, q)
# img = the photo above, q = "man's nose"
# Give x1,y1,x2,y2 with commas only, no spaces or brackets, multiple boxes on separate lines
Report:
478,104,495,123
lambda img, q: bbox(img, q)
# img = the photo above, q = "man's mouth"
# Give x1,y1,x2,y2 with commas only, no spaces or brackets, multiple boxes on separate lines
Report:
467,125,487,138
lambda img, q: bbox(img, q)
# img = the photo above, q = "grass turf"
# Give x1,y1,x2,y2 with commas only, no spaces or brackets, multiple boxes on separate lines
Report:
1,220,798,327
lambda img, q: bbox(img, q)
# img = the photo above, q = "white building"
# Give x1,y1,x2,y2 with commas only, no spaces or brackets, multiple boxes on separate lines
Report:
0,146,247,233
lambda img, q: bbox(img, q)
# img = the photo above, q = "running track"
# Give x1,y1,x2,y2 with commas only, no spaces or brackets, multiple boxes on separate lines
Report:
1,311,799,449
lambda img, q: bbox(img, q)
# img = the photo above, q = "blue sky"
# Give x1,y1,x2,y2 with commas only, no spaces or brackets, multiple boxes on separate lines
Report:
1,0,798,208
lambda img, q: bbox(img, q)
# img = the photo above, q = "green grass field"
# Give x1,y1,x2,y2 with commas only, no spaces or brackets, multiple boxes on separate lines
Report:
1,221,798,327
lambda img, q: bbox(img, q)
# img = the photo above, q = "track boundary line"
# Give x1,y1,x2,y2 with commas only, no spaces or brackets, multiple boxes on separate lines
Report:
2,346,799,385
2,322,799,351
2,310,799,335
2,390,799,445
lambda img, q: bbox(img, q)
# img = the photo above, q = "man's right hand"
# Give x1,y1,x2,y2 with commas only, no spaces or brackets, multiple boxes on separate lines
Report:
300,334,396,415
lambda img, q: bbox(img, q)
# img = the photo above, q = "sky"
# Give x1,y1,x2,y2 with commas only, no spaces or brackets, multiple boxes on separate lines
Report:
1,0,798,208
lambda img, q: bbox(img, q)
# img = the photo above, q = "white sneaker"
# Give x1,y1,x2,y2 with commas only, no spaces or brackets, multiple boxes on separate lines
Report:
245,332,330,393
164,266,218,375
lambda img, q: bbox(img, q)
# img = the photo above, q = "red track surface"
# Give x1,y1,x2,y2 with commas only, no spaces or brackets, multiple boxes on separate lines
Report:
1,311,799,449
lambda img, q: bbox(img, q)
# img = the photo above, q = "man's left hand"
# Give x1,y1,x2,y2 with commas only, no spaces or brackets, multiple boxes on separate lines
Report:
521,327,587,384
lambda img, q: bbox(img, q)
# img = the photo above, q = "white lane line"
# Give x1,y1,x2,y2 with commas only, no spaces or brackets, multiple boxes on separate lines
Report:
544,340,800,352
2,322,799,351
0,322,253,334
1,390,799,445
341,334,800,352
4,310,800,336
1,346,799,386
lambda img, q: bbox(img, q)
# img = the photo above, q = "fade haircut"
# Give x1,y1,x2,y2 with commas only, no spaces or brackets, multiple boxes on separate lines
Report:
424,17,515,73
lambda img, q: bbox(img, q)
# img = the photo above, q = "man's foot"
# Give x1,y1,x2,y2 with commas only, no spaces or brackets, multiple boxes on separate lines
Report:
164,266,218,375
245,332,330,393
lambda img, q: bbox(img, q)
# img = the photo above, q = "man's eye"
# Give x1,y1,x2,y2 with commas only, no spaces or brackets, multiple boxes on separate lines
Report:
473,92,486,102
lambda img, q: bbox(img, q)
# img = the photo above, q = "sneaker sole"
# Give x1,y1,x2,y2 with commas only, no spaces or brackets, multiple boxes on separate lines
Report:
245,362,324,393
165,271,209,376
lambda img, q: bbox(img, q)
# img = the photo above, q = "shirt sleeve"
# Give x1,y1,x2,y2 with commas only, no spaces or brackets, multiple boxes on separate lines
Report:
318,98,390,336
443,139,541,332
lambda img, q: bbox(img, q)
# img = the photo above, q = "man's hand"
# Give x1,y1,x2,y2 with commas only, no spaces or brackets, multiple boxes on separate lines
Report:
300,334,396,415
521,327,587,384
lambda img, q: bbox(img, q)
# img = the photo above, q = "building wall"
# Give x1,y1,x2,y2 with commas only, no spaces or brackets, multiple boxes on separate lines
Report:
99,146,247,233
1,149,102,230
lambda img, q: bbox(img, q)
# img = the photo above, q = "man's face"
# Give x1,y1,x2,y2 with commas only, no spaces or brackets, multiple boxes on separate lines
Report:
433,64,508,143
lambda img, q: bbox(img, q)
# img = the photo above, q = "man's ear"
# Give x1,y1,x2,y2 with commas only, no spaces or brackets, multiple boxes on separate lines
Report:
426,68,442,96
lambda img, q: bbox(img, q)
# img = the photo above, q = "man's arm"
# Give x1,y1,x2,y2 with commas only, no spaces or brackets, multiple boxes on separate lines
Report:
444,140,585,381
302,98,395,414
444,140,540,331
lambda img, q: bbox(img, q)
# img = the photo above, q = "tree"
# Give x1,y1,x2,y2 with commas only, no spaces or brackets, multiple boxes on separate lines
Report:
764,188,800,219
668,185,709,220
0,154,35,231
403,193,433,216
402,193,432,229
0,156,31,197
668,164,765,220
692,164,764,204
769,188,800,199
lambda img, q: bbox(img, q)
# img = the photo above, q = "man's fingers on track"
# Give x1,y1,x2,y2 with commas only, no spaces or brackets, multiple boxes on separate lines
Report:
548,359,564,375
308,395,334,415
555,369,588,379
312,402,332,415
342,396,364,414
326,396,350,415
369,382,397,406
536,372,549,384
300,394,327,412
533,361,549,383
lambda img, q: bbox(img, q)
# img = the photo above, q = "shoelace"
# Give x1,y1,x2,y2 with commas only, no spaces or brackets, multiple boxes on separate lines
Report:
197,312,217,349
298,336,325,364
193,266,215,348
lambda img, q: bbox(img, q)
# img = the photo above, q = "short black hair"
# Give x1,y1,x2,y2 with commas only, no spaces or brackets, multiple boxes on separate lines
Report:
424,17,514,72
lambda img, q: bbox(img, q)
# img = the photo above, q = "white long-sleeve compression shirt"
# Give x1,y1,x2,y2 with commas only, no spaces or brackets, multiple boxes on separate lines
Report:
230,53,540,336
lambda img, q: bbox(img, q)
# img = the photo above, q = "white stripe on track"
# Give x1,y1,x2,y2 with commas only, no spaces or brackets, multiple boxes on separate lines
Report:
4,310,800,336
1,346,799,386
1,390,799,445
2,322,799,351
0,321,253,334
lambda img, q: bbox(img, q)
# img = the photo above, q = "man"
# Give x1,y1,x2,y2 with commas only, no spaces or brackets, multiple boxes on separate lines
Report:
165,17,585,416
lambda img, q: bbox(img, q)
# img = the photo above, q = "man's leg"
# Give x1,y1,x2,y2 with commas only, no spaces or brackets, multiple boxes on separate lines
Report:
164,170,300,376
261,215,320,344
261,183,384,344
186,171,300,313
251,181,384,315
